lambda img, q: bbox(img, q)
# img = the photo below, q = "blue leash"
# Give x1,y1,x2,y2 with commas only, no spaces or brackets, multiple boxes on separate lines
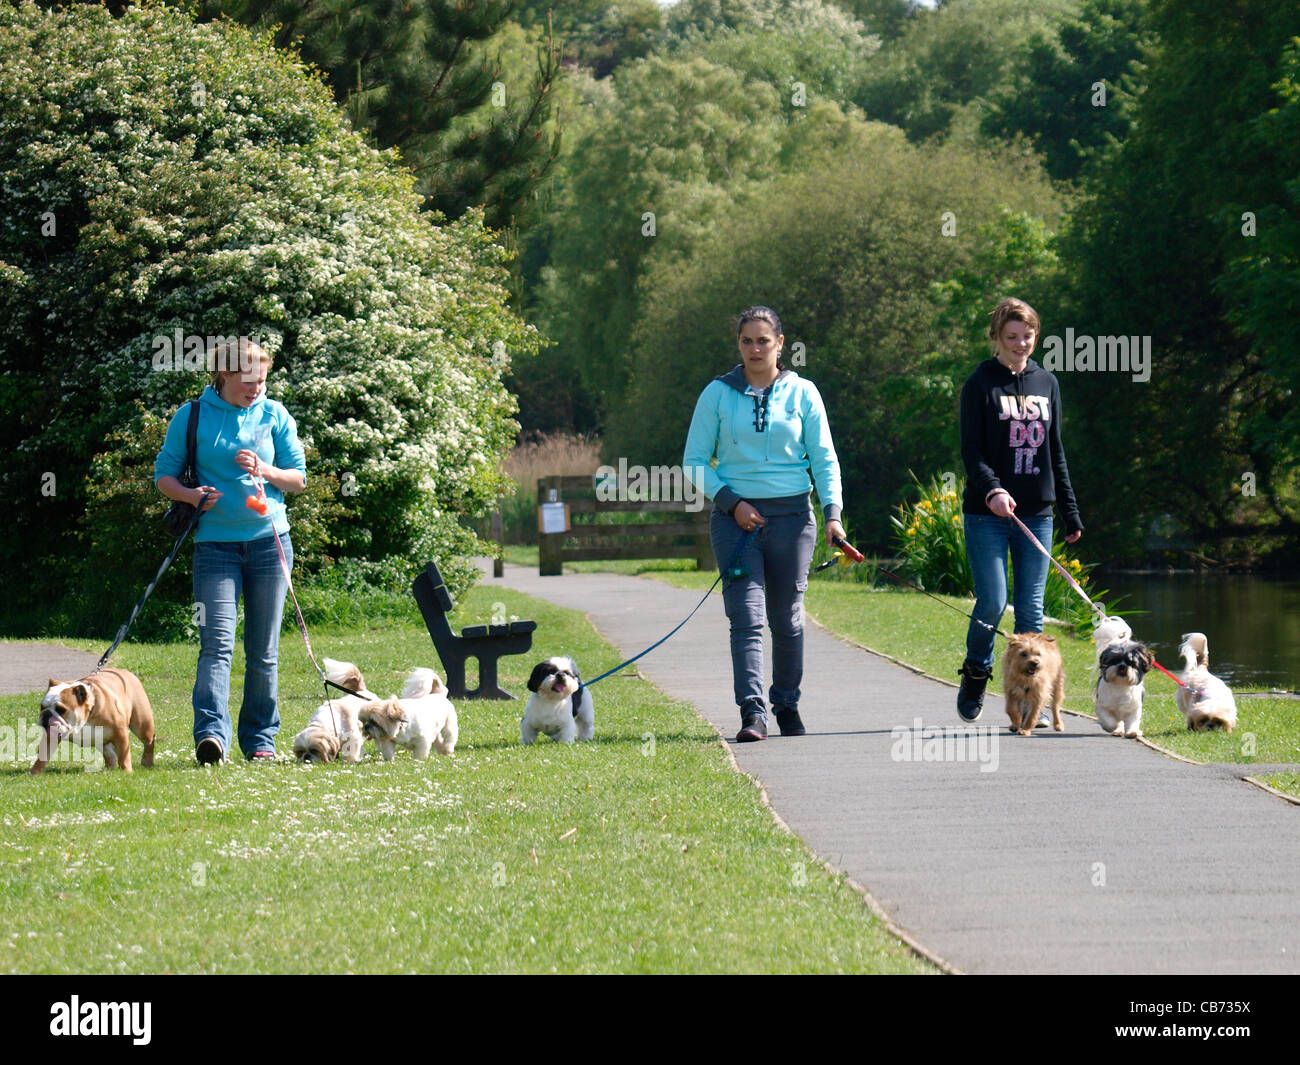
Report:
583,530,751,689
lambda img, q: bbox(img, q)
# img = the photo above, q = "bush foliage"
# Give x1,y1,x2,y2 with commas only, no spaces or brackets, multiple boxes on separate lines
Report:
0,2,534,635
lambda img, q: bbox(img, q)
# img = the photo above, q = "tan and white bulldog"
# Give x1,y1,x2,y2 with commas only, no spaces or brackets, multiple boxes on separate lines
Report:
32,668,156,774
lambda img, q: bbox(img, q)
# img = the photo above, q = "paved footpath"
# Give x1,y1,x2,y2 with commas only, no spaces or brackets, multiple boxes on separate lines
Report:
487,562,1299,974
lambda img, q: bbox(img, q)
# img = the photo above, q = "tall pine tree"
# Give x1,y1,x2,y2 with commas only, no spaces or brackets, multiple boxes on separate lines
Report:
200,0,561,231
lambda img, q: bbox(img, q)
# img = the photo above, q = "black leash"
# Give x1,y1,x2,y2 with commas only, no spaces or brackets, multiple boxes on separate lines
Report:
814,538,1008,638
93,491,213,674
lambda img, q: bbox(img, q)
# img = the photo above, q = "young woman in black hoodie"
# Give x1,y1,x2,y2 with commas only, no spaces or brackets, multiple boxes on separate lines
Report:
956,298,1083,721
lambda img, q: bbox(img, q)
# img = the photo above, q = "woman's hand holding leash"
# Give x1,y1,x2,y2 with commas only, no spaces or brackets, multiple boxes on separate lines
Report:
733,501,766,533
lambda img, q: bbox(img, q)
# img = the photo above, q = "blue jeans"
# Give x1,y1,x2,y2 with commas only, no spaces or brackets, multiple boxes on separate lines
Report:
192,532,292,758
710,502,817,720
964,513,1052,670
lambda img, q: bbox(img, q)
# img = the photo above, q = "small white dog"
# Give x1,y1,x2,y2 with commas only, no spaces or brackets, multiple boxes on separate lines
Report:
522,656,594,744
1094,639,1154,738
358,667,458,760
1175,632,1237,733
1091,615,1151,738
292,658,375,763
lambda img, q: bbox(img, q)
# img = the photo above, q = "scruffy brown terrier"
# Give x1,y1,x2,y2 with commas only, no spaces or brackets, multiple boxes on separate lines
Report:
1002,633,1065,736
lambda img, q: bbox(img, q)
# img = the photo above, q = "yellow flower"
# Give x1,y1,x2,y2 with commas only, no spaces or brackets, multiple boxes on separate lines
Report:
918,500,932,513
906,527,916,537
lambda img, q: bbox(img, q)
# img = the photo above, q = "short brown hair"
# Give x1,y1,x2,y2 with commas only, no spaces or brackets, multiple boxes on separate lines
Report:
987,297,1040,351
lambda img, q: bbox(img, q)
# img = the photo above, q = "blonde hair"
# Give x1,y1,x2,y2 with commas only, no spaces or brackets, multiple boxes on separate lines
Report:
987,298,1040,354
208,337,271,392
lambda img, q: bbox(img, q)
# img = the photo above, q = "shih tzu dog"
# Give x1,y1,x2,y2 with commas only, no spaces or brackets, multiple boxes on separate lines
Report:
1001,633,1065,735
1175,632,1237,733
292,658,375,763
1094,640,1154,739
522,656,595,745
358,667,458,760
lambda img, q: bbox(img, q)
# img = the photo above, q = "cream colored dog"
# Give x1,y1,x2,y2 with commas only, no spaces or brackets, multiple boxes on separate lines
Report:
1175,632,1237,733
33,668,156,773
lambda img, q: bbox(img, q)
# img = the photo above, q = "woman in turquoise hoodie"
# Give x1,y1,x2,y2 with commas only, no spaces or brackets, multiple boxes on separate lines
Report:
684,307,845,742
155,341,306,763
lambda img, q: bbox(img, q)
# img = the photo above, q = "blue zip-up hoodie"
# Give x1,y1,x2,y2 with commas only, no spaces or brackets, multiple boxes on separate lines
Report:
154,385,306,542
683,366,842,521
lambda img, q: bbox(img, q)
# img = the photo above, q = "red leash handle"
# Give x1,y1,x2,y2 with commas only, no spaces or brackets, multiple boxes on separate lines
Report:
832,535,864,563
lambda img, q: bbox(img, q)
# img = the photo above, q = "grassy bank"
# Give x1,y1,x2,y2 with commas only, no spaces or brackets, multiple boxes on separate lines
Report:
0,585,932,975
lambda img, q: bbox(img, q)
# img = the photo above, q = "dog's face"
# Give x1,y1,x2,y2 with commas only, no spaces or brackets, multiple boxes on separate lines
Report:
1004,634,1059,678
527,657,581,703
40,680,94,738
1099,642,1153,687
359,699,408,741
295,728,340,763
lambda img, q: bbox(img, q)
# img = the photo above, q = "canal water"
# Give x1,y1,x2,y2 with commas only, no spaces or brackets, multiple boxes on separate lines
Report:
1093,572,1300,690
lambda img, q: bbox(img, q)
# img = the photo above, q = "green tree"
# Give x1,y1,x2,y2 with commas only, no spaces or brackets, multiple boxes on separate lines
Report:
852,0,1076,141
981,0,1151,181
199,0,562,232
0,2,532,634
1056,0,1300,562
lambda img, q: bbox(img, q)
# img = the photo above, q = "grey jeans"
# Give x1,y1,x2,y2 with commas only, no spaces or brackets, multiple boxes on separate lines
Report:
710,497,817,721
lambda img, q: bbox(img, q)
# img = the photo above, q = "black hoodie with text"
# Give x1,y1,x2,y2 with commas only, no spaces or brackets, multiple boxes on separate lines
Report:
960,357,1083,535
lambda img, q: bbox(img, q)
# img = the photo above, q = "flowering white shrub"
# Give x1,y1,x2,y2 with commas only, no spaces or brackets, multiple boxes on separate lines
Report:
0,2,532,631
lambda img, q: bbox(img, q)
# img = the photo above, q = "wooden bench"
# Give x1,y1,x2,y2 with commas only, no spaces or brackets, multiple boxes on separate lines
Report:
537,473,714,576
411,560,536,699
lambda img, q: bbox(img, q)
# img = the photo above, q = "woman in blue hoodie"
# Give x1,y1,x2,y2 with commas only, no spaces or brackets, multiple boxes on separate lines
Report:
155,340,307,764
684,307,845,742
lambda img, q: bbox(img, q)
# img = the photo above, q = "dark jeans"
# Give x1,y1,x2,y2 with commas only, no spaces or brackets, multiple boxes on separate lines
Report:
710,501,817,720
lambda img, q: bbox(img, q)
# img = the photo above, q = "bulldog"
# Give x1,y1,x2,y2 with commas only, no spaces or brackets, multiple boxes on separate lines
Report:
32,668,156,774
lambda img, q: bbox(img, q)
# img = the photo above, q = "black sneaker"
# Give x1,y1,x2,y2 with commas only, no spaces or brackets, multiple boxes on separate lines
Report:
774,708,806,736
956,660,990,722
736,713,768,742
196,737,224,765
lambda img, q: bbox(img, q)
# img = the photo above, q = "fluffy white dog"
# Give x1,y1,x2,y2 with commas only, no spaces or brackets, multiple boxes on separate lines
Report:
358,667,458,760
1094,640,1154,738
1176,632,1237,733
522,656,594,745
1091,616,1153,738
292,658,377,763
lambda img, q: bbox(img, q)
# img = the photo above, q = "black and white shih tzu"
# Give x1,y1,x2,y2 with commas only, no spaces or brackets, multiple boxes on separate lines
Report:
1092,618,1154,738
522,656,595,745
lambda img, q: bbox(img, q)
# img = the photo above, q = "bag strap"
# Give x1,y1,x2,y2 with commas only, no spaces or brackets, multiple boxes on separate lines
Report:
183,398,200,479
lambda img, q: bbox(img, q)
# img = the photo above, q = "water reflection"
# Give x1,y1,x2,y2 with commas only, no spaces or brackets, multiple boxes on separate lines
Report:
1092,573,1300,689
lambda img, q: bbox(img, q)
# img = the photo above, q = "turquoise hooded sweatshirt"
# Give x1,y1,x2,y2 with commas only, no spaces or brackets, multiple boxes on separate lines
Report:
154,385,306,543
683,366,842,521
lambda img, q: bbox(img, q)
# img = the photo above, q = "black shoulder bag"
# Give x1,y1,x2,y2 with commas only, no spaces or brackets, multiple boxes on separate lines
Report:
161,399,203,537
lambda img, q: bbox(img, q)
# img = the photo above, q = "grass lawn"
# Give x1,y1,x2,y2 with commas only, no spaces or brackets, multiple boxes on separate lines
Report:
0,585,931,975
